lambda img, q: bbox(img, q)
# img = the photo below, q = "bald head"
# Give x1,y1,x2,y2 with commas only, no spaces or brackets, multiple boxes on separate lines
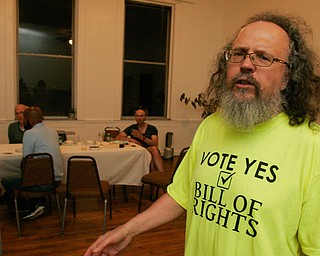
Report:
24,106,43,129
15,104,28,124
15,104,27,113
234,21,290,63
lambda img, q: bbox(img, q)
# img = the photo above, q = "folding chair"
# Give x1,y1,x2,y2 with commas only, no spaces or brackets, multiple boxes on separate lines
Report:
13,153,62,238
138,147,189,211
61,156,112,236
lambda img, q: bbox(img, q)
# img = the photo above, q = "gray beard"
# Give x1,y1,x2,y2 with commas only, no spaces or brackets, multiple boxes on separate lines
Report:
219,88,284,133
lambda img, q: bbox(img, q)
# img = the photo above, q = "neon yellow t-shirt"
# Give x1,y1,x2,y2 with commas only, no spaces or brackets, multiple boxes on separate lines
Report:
167,112,320,256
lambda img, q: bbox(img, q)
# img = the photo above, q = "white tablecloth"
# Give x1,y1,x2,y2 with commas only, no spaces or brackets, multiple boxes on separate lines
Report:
0,142,151,186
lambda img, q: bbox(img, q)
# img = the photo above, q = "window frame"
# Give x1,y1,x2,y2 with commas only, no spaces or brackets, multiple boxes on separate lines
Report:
122,0,172,119
17,0,75,119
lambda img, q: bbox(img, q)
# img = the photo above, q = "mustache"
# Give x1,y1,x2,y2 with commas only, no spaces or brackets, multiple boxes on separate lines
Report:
229,73,261,90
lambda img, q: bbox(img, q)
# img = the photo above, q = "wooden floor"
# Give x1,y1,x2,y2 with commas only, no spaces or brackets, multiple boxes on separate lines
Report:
0,157,186,256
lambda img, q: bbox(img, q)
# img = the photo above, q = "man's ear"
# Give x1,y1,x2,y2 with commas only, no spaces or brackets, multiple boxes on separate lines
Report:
28,118,35,126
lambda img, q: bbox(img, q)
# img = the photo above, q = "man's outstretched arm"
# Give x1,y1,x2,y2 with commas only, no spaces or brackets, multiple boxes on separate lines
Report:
84,193,185,256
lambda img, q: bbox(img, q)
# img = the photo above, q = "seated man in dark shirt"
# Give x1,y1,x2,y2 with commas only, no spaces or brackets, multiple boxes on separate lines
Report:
116,106,164,173
8,104,28,144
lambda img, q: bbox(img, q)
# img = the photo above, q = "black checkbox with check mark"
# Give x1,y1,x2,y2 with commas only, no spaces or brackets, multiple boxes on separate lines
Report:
217,171,236,190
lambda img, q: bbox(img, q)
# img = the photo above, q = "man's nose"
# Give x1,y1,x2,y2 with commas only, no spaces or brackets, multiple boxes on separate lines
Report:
240,55,255,73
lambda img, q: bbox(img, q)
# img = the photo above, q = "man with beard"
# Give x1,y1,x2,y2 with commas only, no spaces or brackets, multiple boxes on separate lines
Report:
1,106,63,218
84,13,320,256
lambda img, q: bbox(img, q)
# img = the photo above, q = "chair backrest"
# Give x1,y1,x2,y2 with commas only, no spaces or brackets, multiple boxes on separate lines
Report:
170,147,189,183
66,156,104,197
104,127,120,141
20,153,55,188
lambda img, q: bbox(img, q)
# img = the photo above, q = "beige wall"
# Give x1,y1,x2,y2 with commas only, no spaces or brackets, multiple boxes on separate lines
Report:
220,0,320,53
1,0,320,153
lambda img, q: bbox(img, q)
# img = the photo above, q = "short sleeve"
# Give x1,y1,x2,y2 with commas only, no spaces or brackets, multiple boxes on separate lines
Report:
298,174,320,255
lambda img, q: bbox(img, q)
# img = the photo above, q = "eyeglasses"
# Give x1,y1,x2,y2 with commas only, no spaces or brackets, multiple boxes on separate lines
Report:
225,49,289,67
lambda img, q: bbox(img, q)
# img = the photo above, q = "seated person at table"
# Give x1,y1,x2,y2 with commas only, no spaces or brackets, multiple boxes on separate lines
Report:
116,106,164,173
8,104,28,144
1,106,63,218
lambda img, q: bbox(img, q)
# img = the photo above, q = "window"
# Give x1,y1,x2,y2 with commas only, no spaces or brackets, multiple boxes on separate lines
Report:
123,1,171,117
18,0,74,117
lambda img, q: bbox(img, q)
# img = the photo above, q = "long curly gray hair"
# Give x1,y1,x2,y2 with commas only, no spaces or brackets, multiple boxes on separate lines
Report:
205,12,320,129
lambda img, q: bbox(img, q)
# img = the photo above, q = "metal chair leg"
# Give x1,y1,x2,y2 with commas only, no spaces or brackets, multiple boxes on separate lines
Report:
60,197,68,236
108,191,112,219
14,198,21,238
55,192,62,224
103,199,107,233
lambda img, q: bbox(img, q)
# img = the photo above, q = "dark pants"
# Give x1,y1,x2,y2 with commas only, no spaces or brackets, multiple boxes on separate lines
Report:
1,175,60,210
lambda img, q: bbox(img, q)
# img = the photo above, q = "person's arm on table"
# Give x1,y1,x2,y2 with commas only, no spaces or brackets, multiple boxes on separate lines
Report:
131,129,158,147
116,131,142,145
84,193,185,256
115,131,127,141
143,134,158,147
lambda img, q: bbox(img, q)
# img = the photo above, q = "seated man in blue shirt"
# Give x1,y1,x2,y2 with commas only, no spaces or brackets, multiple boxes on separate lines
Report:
116,106,164,173
2,106,63,218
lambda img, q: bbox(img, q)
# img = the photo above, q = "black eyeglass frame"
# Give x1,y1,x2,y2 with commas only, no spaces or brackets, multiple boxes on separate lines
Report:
224,50,289,68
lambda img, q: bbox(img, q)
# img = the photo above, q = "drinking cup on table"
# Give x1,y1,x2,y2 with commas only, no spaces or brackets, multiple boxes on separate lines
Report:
119,141,125,148
81,142,87,151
